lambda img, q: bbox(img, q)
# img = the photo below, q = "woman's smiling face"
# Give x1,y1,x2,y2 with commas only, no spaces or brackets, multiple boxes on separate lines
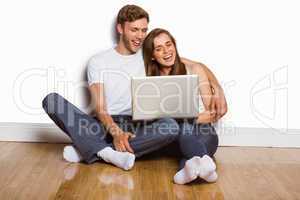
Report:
152,33,176,67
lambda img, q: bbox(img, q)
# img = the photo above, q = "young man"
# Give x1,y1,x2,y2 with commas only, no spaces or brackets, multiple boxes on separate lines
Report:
42,5,180,171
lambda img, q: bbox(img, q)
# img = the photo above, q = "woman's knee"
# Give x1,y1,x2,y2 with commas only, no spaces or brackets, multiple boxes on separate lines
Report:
204,126,219,156
199,124,218,141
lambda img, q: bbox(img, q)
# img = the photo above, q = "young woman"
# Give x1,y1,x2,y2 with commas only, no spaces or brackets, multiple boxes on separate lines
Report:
143,28,219,184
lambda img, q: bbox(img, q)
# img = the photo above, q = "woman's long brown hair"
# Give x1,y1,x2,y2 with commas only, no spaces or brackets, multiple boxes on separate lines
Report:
143,28,187,76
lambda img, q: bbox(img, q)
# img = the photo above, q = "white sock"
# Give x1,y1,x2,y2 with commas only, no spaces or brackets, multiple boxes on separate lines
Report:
173,155,217,185
97,147,135,171
203,171,218,183
63,145,83,163
173,156,201,184
198,155,216,179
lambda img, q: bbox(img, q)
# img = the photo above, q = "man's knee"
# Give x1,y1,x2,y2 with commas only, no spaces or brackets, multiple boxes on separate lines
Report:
42,92,62,114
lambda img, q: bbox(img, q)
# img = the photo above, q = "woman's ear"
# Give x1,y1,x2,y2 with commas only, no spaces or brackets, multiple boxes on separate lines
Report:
151,57,155,60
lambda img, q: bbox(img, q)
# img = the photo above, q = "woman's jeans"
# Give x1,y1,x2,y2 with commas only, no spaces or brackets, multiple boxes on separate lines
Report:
159,119,219,169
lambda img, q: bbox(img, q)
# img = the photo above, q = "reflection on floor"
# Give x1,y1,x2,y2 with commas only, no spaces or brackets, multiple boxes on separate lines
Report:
0,142,300,199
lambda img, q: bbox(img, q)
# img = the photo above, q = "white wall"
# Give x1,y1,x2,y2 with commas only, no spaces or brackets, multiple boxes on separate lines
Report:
1,0,299,133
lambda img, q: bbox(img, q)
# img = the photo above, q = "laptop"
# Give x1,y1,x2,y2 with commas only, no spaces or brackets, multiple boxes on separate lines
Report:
131,75,202,120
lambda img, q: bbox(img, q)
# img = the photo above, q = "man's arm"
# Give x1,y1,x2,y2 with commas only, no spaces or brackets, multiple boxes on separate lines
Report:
89,83,134,153
181,57,228,120
191,64,217,123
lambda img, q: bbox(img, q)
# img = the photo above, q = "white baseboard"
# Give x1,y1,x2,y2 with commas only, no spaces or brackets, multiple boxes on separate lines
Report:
215,126,300,147
0,122,71,143
0,122,300,147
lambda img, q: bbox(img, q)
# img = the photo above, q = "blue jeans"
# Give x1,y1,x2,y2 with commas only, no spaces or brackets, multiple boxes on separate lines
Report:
177,120,218,169
157,119,219,169
42,93,179,164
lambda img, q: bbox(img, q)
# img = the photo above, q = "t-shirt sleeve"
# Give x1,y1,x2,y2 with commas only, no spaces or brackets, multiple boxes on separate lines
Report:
87,57,105,86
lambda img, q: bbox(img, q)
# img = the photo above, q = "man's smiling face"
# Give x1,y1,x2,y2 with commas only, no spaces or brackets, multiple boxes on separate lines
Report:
117,18,148,54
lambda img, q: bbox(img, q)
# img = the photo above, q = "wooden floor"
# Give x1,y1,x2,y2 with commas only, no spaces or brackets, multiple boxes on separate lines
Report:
0,142,300,200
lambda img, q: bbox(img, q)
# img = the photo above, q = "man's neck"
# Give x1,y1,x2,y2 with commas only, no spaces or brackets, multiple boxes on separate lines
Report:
115,41,134,56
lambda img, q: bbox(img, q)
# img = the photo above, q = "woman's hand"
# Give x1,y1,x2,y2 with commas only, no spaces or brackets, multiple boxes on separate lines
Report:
196,110,217,124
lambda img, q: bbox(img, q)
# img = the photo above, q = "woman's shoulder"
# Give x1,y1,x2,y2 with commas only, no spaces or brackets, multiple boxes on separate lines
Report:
181,58,206,75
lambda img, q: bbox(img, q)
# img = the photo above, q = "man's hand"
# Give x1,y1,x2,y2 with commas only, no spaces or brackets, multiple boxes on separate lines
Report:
211,86,227,121
197,86,227,123
112,131,135,153
180,57,227,121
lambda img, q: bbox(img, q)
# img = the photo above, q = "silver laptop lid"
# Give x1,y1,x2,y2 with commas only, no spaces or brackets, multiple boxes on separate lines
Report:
131,75,200,120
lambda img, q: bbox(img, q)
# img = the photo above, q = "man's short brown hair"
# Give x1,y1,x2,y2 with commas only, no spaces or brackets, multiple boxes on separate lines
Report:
117,5,149,25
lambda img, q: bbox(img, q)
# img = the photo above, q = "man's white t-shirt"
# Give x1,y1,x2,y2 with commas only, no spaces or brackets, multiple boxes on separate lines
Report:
87,48,145,115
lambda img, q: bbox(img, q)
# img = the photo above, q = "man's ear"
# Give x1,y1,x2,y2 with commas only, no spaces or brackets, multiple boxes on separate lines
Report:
116,23,123,35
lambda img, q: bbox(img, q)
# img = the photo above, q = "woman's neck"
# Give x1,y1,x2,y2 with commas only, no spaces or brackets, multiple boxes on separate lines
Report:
159,66,173,75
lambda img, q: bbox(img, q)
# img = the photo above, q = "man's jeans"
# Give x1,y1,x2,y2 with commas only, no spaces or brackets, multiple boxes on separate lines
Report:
42,93,179,164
